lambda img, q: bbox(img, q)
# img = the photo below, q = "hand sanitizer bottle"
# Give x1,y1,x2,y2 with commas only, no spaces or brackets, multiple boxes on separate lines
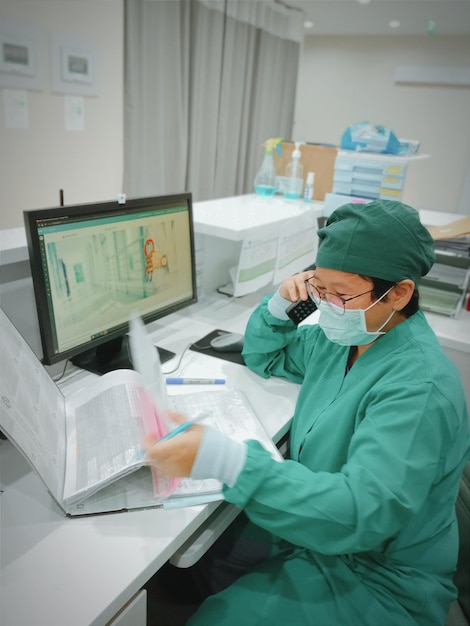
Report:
253,137,283,197
284,142,304,200
303,171,315,203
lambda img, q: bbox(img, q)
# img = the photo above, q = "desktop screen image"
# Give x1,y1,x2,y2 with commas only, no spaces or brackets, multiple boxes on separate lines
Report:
24,193,197,373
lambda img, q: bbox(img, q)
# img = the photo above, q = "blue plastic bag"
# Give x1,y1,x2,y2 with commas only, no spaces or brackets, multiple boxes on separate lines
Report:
341,122,401,155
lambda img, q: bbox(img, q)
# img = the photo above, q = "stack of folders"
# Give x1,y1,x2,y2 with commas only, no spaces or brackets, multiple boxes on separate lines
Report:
427,216,470,258
433,236,470,257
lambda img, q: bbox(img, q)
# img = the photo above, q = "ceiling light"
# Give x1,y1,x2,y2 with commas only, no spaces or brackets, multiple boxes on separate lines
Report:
389,20,401,29
304,20,314,29
357,0,371,5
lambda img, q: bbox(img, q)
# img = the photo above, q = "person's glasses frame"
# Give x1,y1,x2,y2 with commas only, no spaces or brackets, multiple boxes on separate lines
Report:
305,279,374,316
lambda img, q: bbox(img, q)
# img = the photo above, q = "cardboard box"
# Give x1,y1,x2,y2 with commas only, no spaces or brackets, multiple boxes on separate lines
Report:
274,142,338,201
426,216,470,241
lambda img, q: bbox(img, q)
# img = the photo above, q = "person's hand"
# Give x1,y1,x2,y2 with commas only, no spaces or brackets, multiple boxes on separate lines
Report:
278,269,315,302
142,412,204,478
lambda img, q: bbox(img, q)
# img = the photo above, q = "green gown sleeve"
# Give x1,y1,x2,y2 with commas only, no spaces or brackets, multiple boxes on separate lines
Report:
241,295,314,383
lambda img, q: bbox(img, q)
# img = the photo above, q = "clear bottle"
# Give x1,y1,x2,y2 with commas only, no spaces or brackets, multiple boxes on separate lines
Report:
284,142,304,200
253,137,283,197
303,171,315,203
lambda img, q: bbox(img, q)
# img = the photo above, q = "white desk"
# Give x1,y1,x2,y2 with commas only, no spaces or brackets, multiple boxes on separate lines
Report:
0,290,299,626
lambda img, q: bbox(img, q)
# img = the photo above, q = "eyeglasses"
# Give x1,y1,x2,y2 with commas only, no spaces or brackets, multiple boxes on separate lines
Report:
305,279,374,315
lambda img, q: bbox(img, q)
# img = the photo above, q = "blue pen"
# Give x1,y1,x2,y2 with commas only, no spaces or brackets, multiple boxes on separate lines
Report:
165,377,225,385
158,409,210,442
138,413,209,460
136,422,195,460
159,420,196,441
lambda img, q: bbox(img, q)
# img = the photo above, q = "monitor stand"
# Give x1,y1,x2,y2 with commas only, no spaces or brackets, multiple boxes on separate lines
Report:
70,335,175,376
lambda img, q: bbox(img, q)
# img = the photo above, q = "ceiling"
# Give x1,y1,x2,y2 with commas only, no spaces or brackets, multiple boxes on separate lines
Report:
280,0,470,37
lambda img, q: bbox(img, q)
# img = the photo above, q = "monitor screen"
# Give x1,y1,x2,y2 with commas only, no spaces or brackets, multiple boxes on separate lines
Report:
24,193,197,375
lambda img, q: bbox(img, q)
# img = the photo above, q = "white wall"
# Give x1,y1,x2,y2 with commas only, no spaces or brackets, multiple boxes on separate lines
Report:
293,35,470,214
0,0,123,230
1,4,469,231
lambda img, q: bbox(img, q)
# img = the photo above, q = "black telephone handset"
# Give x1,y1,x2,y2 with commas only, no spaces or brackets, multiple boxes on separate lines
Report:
286,297,317,325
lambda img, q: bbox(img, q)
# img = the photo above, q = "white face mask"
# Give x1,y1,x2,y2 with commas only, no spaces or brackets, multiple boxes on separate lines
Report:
318,287,395,346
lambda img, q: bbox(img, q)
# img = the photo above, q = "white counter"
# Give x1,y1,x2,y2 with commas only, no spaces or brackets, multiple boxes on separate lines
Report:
192,193,323,240
0,199,461,264
0,226,28,264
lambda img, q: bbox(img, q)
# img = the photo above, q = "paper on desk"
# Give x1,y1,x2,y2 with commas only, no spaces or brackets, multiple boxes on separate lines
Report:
273,211,318,284
231,225,278,297
229,208,318,297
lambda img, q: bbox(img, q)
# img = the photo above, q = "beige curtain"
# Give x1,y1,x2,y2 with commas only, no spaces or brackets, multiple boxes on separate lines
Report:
124,0,303,202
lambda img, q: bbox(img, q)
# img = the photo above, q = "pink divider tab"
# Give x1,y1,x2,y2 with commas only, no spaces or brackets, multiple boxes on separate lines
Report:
140,388,181,498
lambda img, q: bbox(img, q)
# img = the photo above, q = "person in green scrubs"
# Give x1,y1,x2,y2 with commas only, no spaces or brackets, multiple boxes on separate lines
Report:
144,200,469,626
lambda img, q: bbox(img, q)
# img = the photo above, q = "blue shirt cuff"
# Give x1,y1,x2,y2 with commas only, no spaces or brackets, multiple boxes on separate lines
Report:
190,426,247,488
267,289,292,320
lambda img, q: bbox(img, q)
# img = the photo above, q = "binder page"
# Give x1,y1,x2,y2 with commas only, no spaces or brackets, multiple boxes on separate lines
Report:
139,384,182,500
63,369,152,505
0,309,66,506
163,388,283,506
128,312,181,499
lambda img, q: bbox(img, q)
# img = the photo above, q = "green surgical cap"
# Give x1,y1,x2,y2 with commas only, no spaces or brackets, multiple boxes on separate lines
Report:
316,200,435,285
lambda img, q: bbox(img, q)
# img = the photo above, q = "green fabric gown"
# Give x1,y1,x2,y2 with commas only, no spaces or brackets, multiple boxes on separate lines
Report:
189,299,469,626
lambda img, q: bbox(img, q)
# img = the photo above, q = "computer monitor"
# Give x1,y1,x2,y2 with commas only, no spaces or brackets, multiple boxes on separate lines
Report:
24,193,197,375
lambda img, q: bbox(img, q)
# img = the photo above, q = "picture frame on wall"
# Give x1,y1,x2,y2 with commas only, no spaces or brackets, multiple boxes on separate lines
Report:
52,33,99,96
0,35,35,77
0,21,45,91
60,46,94,85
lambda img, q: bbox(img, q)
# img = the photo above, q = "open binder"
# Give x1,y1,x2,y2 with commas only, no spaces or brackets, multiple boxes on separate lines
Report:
0,308,281,516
